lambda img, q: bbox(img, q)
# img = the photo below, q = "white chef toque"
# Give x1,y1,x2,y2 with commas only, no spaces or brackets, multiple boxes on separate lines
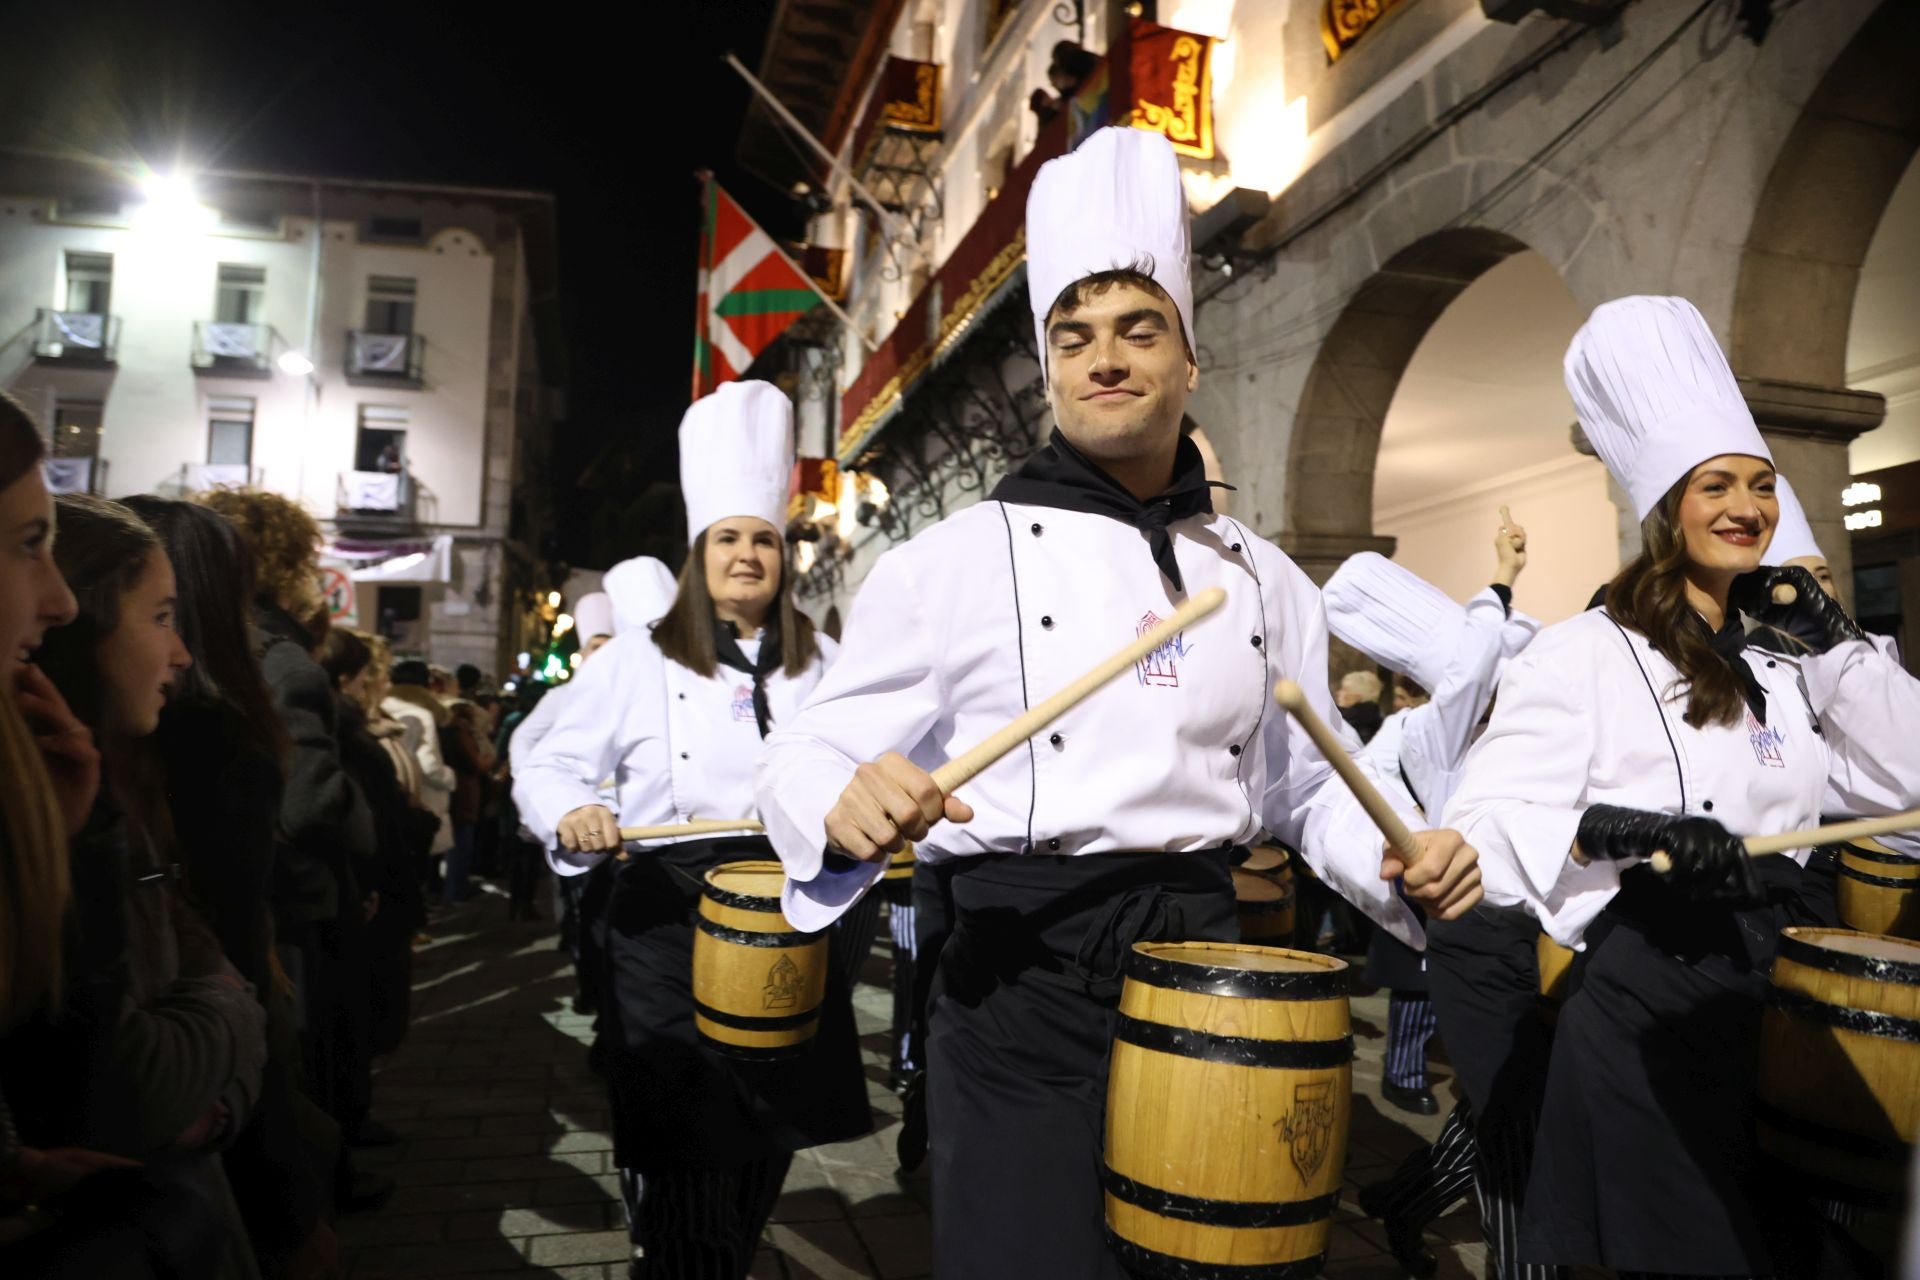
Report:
1324,553,1466,693
571,592,614,643
678,381,795,544
602,556,679,635
1762,473,1825,566
1564,296,1771,520
1026,126,1193,375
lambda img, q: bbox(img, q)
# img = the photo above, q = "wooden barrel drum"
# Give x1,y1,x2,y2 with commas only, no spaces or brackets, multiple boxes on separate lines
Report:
1104,942,1352,1278
1756,927,1920,1212
1834,840,1920,940
1235,847,1296,945
691,861,828,1060
882,844,916,885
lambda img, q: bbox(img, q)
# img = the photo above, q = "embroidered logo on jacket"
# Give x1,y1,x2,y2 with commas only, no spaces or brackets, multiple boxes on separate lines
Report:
1748,709,1786,769
1135,610,1193,688
731,684,756,722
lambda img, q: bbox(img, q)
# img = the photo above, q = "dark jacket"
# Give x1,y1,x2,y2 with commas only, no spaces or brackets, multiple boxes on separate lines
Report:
157,698,284,995
253,604,374,928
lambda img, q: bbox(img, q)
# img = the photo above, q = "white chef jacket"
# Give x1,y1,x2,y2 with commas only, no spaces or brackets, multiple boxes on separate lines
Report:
1443,609,1920,947
754,502,1421,939
514,628,837,876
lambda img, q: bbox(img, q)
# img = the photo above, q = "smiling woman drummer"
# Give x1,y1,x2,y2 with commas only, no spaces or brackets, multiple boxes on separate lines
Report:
1444,296,1920,1278
513,382,868,1279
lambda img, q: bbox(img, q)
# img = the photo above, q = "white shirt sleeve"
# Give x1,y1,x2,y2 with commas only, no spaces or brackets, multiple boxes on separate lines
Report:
514,636,662,876
757,549,947,930
1257,555,1427,948
1396,588,1512,816
1442,627,1620,946
1802,638,1920,819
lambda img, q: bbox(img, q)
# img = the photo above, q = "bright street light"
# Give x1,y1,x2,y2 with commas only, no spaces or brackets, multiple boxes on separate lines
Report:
277,350,315,377
132,169,214,235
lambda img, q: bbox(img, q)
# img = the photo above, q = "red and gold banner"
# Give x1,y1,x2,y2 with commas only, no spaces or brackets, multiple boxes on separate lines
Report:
1129,22,1214,160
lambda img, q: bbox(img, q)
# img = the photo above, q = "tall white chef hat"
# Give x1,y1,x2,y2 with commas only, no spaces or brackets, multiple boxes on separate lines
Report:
1026,126,1193,376
571,592,614,643
1324,553,1465,693
1762,473,1825,566
679,381,795,544
602,556,678,635
1564,296,1770,520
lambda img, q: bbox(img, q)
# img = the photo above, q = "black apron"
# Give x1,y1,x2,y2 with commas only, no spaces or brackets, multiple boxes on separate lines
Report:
1518,854,1840,1274
601,833,871,1175
1362,924,1429,992
926,849,1237,1280
1424,904,1551,1116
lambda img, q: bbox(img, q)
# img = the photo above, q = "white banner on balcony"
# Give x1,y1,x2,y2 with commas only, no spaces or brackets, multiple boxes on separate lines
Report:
351,534,453,586
203,322,261,358
42,457,91,493
354,332,409,372
342,470,402,511
189,463,254,490
53,312,104,349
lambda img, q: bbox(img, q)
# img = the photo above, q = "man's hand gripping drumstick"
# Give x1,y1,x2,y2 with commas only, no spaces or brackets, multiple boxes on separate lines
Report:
1273,680,1484,920
825,588,1229,861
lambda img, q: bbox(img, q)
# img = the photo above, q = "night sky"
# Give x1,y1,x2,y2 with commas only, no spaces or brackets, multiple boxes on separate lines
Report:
0,0,799,562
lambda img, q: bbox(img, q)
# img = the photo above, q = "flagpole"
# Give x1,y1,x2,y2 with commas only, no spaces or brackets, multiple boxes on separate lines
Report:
693,171,713,398
722,51,923,264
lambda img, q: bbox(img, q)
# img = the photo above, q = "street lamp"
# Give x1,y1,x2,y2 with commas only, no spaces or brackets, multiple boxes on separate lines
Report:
277,350,316,377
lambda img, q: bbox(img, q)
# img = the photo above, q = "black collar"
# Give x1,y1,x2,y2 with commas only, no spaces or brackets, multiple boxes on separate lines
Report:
989,429,1228,592
713,617,781,738
1699,614,1768,724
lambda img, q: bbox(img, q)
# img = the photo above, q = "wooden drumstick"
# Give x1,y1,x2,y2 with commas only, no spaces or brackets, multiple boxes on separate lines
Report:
928,586,1228,794
1646,807,1920,873
1273,679,1421,859
1771,581,1798,605
617,817,766,842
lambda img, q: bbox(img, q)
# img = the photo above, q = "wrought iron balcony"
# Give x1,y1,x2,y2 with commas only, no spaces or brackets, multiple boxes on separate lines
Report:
850,57,944,236
180,462,263,492
31,309,120,364
345,330,425,387
191,321,272,377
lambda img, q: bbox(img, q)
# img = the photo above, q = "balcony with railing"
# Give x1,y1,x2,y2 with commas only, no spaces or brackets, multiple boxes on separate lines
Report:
32,309,120,364
191,322,274,377
335,468,419,531
850,56,944,238
345,330,425,388
180,462,263,492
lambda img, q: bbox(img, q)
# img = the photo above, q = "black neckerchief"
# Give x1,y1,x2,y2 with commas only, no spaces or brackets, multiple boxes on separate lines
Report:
989,429,1229,592
1698,614,1768,724
714,617,781,738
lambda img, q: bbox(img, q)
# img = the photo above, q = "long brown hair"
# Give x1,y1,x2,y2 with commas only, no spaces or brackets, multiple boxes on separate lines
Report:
1603,477,1746,729
0,390,69,1028
652,529,819,680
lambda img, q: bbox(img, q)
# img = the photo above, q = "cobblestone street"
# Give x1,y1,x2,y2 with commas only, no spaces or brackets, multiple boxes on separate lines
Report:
340,887,1508,1279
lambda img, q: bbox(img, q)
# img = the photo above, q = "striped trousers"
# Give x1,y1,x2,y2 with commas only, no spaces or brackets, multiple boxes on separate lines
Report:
1385,991,1439,1089
619,1154,792,1278
1367,1095,1567,1280
888,899,920,1075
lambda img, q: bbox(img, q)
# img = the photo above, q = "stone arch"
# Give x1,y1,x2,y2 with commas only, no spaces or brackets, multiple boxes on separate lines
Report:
1728,0,1920,595
1280,226,1529,580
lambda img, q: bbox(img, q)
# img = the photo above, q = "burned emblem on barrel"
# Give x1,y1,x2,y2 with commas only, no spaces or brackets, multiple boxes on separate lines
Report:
1280,1080,1335,1179
763,955,801,1011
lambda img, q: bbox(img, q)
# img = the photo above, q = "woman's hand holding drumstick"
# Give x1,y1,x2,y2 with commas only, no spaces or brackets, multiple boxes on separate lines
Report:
1272,680,1484,920
824,588,1230,861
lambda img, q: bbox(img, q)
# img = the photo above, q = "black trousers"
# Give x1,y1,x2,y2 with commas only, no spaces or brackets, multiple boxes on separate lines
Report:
620,1152,792,1278
927,850,1237,1280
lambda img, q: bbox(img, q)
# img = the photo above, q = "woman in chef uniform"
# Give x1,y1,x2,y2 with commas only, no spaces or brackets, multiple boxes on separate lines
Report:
515,382,869,1279
1444,296,1920,1278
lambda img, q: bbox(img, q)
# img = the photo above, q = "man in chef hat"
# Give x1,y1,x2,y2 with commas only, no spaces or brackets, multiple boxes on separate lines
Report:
757,126,1483,1278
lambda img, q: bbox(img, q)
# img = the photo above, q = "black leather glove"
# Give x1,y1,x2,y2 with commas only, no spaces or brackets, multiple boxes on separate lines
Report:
1732,565,1865,655
1575,803,1764,905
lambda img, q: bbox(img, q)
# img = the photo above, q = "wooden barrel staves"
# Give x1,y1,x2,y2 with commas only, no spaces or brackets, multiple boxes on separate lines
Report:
1234,868,1296,944
1756,927,1920,1215
691,861,828,1060
1104,942,1352,1278
1536,932,1576,1024
1834,840,1920,940
881,844,916,884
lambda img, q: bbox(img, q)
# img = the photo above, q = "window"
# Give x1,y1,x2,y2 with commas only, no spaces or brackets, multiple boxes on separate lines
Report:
367,216,423,242
364,276,416,335
207,397,255,466
375,585,423,647
214,264,266,324
64,252,112,316
52,401,103,459
356,405,408,472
